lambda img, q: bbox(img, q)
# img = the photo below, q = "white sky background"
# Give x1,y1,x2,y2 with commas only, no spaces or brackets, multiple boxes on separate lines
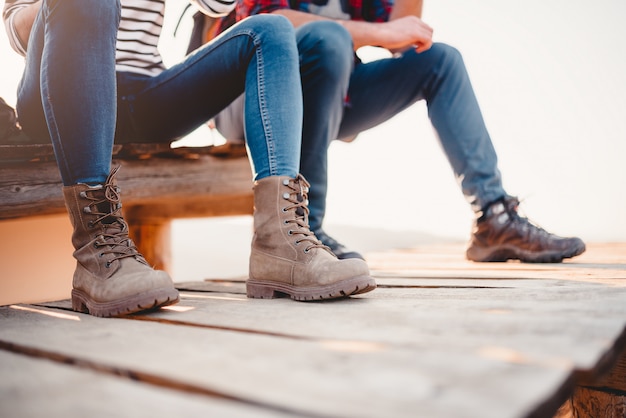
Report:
1,0,625,243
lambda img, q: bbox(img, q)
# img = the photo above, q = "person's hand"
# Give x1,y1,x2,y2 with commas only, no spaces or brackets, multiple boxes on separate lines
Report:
375,15,433,53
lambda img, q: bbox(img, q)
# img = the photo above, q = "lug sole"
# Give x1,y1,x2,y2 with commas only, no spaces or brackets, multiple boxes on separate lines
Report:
71,287,180,317
467,241,586,263
246,275,376,301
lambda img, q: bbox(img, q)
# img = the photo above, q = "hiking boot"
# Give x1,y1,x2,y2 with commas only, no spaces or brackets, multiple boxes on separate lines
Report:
315,229,365,260
466,197,586,263
248,175,376,300
63,167,179,317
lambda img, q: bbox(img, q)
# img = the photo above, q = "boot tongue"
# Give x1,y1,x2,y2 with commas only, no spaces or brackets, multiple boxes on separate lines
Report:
95,200,121,225
295,192,305,218
293,176,310,221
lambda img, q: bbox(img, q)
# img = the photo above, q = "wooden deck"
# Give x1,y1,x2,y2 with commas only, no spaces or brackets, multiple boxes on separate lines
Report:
1,242,625,417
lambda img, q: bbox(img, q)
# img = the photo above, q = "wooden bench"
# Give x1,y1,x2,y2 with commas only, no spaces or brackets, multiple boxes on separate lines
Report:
0,141,254,273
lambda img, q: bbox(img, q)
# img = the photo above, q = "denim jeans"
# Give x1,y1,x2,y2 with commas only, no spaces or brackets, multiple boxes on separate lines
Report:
217,21,508,232
17,0,302,185
340,40,507,213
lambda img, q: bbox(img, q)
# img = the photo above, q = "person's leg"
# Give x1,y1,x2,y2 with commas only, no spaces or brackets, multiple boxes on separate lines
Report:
16,0,178,316
211,21,361,259
17,0,118,185
116,15,301,180
116,15,375,299
296,22,353,230
340,43,584,262
293,21,366,259
339,43,506,211
213,21,361,259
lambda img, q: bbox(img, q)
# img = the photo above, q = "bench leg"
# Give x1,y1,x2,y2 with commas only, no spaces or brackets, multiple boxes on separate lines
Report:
127,218,172,274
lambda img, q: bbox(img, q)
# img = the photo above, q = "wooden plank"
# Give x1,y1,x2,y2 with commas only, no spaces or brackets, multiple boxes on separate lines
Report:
0,350,286,418
3,243,625,417
0,155,253,220
27,281,626,416
157,286,626,370
0,304,573,418
593,348,626,392
567,347,626,418
0,141,247,163
366,243,626,284
570,386,626,418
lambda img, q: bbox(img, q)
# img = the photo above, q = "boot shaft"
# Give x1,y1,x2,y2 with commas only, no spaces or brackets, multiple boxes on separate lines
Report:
252,175,329,262
249,174,375,299
62,167,147,279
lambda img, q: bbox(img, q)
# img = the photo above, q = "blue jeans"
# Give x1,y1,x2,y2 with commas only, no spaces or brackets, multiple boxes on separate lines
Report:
17,0,302,185
302,22,508,232
216,21,507,232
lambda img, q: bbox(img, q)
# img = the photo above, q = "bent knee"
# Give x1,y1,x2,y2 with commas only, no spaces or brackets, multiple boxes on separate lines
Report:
297,21,353,70
247,14,295,36
429,43,464,66
299,21,352,52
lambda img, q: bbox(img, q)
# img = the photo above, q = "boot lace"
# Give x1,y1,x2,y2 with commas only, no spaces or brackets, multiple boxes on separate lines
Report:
83,167,145,267
503,197,554,242
282,175,332,254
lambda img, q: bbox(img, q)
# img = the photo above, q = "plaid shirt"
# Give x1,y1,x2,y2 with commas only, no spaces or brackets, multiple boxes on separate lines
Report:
218,0,393,34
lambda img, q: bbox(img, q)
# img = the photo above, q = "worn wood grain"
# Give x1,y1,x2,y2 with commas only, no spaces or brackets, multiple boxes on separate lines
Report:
0,304,571,418
0,350,288,418
0,153,254,270
1,243,625,418
570,386,626,418
0,155,253,220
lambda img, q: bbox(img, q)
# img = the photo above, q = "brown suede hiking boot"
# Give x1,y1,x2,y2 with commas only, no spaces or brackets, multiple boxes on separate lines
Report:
248,175,376,300
466,197,586,263
63,167,179,317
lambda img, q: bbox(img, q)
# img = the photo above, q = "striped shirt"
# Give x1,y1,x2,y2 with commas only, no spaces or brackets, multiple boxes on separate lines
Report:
3,0,235,76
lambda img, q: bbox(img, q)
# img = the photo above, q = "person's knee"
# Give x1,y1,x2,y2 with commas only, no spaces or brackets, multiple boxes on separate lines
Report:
297,21,353,77
246,14,295,38
429,43,464,69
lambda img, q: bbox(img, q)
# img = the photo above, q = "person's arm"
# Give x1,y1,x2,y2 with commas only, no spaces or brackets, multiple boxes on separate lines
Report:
273,7,432,52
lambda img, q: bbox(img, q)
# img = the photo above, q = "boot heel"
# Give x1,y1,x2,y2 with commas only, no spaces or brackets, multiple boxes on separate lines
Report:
71,290,90,313
246,281,279,299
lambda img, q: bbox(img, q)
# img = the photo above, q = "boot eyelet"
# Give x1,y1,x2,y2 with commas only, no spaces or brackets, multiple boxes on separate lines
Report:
282,207,289,213
87,221,94,228
99,253,104,258
304,247,311,253
287,230,293,235
105,261,111,268
282,193,290,199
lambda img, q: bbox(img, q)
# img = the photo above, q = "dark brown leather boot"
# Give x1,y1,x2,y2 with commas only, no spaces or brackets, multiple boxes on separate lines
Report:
466,197,586,263
63,167,179,317
248,175,376,300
